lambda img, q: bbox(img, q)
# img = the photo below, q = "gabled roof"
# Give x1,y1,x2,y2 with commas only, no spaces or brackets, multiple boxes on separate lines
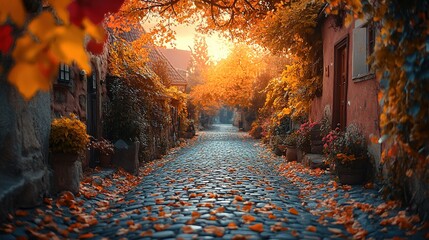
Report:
110,24,187,87
146,47,187,86
158,48,192,72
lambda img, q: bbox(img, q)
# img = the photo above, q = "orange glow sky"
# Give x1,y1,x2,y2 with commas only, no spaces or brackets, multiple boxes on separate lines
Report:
145,20,233,62
171,24,232,62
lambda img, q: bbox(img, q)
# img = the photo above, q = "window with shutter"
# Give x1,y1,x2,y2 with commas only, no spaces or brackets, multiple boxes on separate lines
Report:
352,21,376,82
352,27,368,79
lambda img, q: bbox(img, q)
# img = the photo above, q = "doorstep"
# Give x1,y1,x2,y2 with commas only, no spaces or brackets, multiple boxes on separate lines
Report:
303,154,327,169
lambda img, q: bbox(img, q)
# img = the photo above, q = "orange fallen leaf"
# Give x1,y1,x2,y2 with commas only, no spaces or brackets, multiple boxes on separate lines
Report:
242,205,252,212
306,225,317,232
140,230,153,237
79,233,95,239
291,230,299,237
289,208,299,215
204,226,225,237
208,215,217,220
182,225,194,233
154,224,169,231
249,223,264,232
242,214,256,223
155,198,164,204
189,193,197,198
265,187,274,191
192,211,201,218
77,215,98,226
235,195,243,201
268,214,277,219
15,210,29,217
227,222,238,230
216,206,225,213
232,235,247,240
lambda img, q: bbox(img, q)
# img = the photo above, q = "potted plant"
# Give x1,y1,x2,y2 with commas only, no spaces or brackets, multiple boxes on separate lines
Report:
49,114,90,194
296,121,317,161
89,138,115,167
270,135,284,156
284,131,298,161
323,124,369,185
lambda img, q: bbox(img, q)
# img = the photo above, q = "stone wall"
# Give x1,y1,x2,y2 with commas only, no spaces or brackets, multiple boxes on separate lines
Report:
0,79,51,221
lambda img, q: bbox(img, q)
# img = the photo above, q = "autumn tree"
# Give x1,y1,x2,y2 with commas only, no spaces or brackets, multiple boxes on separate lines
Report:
0,0,124,99
190,44,263,112
187,35,211,92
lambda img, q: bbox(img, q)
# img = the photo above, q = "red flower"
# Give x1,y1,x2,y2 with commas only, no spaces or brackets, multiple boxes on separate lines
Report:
68,0,125,26
0,25,13,54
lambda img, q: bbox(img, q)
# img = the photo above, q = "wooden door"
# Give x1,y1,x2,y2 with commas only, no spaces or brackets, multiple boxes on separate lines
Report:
333,37,348,130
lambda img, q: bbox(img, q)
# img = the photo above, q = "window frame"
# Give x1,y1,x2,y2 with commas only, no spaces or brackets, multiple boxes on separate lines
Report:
352,20,376,82
57,63,71,85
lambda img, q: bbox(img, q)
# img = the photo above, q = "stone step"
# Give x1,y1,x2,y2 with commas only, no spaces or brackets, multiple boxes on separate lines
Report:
303,154,327,169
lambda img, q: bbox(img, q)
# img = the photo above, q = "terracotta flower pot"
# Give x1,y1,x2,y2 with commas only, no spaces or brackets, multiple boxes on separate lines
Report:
50,153,82,194
285,145,297,161
336,159,366,185
278,144,288,154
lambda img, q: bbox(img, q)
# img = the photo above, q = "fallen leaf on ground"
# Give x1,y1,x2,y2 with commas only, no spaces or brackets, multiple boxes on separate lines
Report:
191,211,201,218
204,225,225,237
228,222,238,230
182,225,194,233
79,233,95,239
15,210,29,217
153,224,169,231
249,223,264,232
140,230,153,237
232,235,247,240
235,195,243,201
289,208,299,215
242,214,256,223
306,225,317,232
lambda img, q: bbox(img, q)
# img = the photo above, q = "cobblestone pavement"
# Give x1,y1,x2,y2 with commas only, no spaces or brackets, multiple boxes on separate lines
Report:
1,124,428,239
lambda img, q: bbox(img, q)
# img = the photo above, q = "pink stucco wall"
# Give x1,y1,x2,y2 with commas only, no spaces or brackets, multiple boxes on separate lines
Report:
310,16,381,159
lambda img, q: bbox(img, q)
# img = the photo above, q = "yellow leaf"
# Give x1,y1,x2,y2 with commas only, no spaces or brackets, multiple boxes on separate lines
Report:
344,14,353,27
8,60,56,100
52,25,91,73
48,0,72,24
28,12,57,42
12,34,45,62
0,0,26,26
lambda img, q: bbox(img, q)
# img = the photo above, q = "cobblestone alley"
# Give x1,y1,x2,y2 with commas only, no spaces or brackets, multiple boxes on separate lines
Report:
1,125,427,239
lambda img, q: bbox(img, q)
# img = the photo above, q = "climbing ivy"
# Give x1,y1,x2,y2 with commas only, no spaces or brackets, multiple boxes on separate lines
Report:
326,0,429,204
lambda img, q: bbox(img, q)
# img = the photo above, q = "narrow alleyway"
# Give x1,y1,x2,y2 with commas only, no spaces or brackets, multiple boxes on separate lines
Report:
1,125,427,239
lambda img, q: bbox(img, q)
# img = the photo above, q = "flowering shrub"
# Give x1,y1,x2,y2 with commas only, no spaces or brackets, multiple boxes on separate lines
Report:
296,121,317,152
323,124,368,164
89,138,115,156
283,131,298,146
249,122,264,139
50,114,90,156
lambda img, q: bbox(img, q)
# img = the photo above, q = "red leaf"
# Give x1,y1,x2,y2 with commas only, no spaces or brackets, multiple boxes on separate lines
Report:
68,0,126,25
0,25,13,53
